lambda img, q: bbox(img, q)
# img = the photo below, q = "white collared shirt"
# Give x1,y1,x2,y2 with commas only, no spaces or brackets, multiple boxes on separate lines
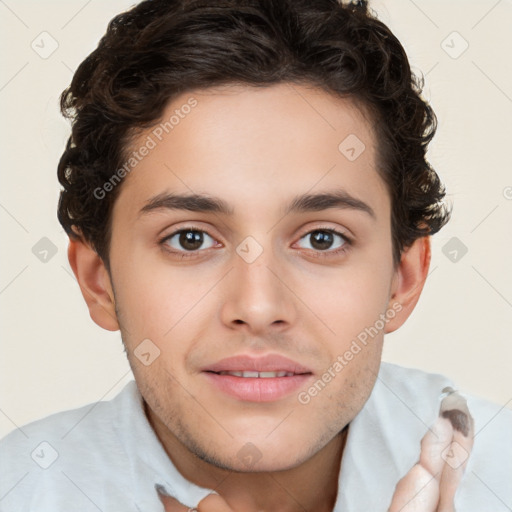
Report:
1,362,511,511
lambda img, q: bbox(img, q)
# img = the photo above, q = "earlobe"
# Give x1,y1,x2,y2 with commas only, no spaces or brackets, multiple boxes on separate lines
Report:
385,236,431,334
67,237,120,332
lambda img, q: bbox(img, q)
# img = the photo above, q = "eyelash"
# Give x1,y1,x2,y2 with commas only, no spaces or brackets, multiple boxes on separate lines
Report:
158,225,352,260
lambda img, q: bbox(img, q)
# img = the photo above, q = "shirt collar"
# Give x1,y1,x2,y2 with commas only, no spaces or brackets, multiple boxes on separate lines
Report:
111,380,216,510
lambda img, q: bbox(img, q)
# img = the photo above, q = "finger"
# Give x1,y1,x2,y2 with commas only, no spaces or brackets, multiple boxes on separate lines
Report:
419,417,454,480
388,463,439,512
196,493,236,512
437,395,475,512
158,492,235,512
439,387,472,437
158,493,192,512
388,417,453,512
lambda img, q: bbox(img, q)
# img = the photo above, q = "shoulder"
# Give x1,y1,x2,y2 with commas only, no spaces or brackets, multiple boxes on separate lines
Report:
377,361,512,427
0,380,140,456
377,363,512,508
0,381,140,511
377,361,454,395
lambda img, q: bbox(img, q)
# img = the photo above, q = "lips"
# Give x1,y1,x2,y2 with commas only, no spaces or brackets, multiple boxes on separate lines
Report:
201,354,313,402
202,353,312,375
216,370,295,378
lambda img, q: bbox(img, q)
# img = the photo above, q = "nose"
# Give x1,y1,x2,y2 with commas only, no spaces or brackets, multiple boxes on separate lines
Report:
219,243,298,335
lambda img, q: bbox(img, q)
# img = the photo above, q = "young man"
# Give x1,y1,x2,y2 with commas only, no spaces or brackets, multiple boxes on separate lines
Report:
1,0,510,511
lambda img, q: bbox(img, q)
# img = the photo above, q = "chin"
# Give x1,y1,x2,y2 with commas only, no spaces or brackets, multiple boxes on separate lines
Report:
192,438,312,473
227,453,305,473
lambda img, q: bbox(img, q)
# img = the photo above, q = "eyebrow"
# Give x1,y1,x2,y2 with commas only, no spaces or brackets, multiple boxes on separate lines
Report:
139,189,375,219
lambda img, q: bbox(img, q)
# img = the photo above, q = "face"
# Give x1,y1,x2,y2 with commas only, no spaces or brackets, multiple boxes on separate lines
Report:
106,82,398,472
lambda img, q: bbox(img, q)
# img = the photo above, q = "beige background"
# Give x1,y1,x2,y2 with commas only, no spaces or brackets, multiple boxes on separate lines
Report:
0,0,511,439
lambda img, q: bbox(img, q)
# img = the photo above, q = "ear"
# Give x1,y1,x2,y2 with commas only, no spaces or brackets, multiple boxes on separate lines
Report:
384,236,431,334
67,237,119,331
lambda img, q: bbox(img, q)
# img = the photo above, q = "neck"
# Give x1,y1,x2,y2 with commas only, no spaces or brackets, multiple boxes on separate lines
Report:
146,401,348,512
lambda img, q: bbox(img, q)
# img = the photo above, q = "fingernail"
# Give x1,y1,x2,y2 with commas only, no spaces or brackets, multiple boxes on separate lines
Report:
441,409,470,437
439,389,473,437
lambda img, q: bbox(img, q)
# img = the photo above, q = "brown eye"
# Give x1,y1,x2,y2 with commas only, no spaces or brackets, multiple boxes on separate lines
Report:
297,229,348,252
162,229,216,252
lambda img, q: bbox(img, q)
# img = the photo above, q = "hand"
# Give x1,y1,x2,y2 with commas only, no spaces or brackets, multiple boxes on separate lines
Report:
388,390,474,512
159,492,235,512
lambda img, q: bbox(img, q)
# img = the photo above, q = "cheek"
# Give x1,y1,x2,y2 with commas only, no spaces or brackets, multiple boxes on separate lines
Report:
302,263,393,339
113,255,205,338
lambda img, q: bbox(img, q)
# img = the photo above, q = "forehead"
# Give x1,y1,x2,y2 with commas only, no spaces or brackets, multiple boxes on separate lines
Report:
114,82,388,221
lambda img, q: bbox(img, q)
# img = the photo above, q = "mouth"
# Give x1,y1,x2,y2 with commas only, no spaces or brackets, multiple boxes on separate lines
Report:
208,370,300,378
201,354,314,402
201,353,313,374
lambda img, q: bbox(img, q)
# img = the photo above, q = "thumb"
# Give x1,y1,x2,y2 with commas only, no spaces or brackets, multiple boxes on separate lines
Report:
158,493,191,512
159,491,235,512
196,493,236,511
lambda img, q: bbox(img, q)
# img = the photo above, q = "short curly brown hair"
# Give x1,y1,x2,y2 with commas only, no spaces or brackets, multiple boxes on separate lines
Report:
57,0,450,272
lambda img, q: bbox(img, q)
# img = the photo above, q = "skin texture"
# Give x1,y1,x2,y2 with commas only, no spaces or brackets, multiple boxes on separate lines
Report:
68,83,433,511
